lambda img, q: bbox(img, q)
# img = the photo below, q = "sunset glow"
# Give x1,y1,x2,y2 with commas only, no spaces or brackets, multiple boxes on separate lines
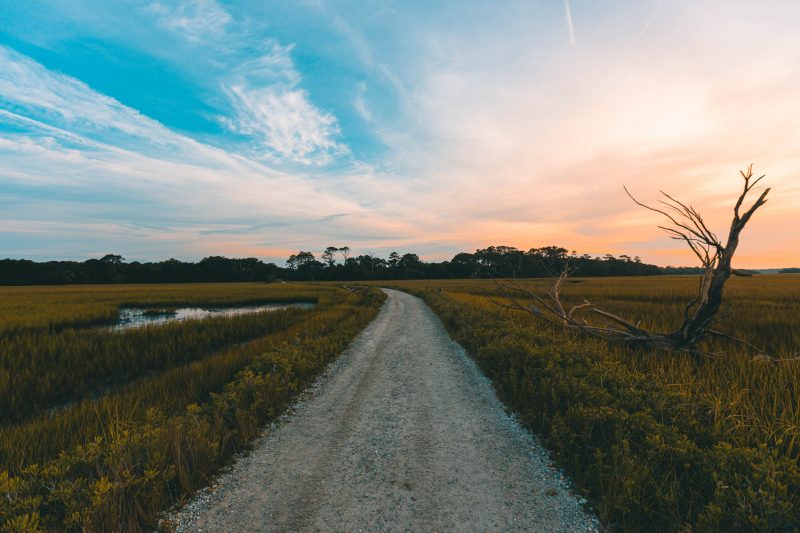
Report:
1,1,798,267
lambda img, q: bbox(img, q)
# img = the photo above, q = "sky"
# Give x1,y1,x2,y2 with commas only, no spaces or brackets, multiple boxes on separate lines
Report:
1,0,798,268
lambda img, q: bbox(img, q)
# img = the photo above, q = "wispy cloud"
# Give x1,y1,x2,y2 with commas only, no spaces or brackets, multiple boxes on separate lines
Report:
0,44,345,172
0,45,176,146
147,0,232,42
2,1,800,266
0,45,386,260
221,43,348,165
313,2,410,103
224,85,346,164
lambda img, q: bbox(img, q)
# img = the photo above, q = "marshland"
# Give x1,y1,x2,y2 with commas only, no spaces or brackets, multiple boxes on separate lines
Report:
0,282,385,530
3,1,800,531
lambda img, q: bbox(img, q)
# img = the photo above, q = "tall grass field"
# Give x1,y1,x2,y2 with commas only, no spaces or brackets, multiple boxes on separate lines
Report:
3,276,799,531
0,282,385,531
387,275,800,531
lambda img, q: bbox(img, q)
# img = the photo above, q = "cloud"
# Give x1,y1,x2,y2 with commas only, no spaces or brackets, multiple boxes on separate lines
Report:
3,1,800,267
0,46,385,261
0,124,392,261
220,43,348,165
147,0,232,42
224,85,346,164
0,45,175,145
341,0,800,266
0,44,343,172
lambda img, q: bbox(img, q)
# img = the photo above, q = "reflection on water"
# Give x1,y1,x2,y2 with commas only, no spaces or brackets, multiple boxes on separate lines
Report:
110,303,314,331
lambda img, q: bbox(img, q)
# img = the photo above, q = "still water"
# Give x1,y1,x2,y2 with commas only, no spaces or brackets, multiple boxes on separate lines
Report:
110,303,314,331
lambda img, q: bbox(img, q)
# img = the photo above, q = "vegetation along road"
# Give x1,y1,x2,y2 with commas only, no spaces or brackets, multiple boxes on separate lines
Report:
173,289,598,532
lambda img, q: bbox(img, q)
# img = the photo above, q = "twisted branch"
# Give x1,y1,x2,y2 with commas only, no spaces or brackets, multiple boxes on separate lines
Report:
494,165,773,357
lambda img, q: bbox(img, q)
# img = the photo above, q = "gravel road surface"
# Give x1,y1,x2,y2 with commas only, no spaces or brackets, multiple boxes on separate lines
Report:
171,289,598,532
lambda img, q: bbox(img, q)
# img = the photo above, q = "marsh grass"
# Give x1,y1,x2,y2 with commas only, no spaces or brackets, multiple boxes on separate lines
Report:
0,283,328,426
0,282,322,334
0,283,385,531
387,275,800,530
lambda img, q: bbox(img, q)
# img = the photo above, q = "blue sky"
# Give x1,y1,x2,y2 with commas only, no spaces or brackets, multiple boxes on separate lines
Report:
1,1,799,266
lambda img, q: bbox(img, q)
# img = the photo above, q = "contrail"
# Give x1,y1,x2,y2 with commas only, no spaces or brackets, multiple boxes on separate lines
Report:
563,0,587,154
564,0,577,45
563,0,584,89
633,0,664,44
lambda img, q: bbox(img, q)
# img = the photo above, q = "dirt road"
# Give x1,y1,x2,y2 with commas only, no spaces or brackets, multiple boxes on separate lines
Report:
172,289,598,532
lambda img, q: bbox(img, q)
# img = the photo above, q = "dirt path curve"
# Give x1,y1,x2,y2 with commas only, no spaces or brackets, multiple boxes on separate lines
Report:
172,289,598,532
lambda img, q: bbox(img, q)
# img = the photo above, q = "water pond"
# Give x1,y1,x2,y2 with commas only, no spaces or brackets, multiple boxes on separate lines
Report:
109,302,314,331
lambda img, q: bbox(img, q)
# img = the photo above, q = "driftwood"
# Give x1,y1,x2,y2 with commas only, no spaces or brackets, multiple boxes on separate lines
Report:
492,165,771,355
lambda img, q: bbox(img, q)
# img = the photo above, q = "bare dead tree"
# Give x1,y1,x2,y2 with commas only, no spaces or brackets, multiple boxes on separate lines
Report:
492,165,771,354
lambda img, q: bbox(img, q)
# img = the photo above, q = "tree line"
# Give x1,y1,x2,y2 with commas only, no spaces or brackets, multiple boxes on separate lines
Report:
284,245,670,280
0,255,280,285
0,245,706,285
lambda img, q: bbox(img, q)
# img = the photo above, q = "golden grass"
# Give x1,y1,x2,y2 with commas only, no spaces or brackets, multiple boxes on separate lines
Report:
0,283,385,531
382,275,800,529
391,275,800,459
0,283,333,426
0,282,323,334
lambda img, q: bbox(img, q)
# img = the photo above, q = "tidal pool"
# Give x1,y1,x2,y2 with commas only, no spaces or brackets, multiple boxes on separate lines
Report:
109,302,314,331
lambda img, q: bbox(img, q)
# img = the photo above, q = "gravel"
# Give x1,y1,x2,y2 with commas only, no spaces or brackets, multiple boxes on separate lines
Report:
169,288,600,532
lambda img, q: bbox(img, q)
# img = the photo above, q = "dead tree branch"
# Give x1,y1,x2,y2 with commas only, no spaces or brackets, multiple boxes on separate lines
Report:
494,165,771,356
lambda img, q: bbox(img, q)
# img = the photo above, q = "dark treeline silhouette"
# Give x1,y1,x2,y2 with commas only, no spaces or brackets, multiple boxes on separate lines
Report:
284,245,662,281
0,245,683,285
0,255,280,285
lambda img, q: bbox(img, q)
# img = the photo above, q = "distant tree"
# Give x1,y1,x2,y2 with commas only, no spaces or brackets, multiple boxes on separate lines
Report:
451,252,475,265
294,251,316,268
301,260,324,278
100,254,124,264
286,251,319,279
388,251,400,268
354,254,376,273
321,246,338,267
338,246,351,262
398,253,423,278
450,252,477,278
400,253,420,266
372,256,388,271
